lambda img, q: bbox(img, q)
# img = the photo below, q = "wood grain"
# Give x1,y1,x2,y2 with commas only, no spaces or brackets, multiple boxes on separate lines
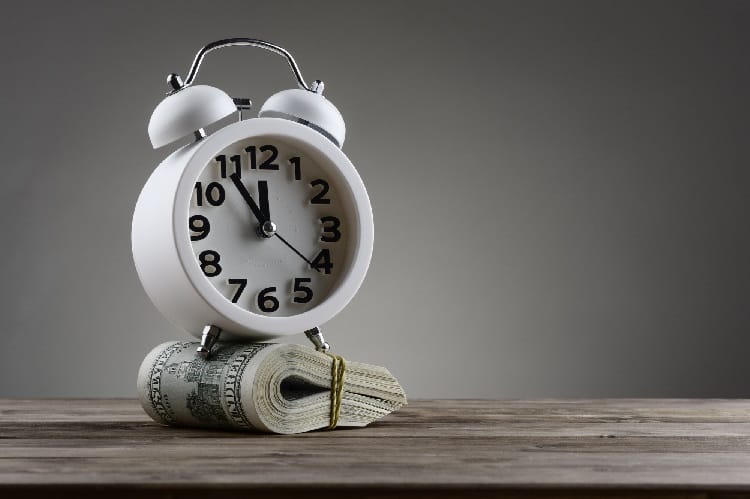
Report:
2,399,750,498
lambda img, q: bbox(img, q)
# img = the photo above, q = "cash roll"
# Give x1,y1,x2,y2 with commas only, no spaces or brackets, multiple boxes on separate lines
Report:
137,341,407,434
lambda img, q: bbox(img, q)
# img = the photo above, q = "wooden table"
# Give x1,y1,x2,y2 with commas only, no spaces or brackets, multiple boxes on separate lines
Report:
2,399,750,498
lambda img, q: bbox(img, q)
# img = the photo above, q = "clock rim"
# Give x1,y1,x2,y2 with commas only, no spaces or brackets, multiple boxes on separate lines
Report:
172,117,373,337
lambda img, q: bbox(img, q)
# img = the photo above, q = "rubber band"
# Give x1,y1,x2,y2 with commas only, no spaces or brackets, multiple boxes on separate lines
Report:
326,353,346,429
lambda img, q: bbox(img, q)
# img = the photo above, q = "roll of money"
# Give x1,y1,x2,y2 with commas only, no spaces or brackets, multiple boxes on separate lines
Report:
137,341,407,434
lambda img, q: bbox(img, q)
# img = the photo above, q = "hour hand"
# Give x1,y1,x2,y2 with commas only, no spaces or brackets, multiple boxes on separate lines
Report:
229,173,266,224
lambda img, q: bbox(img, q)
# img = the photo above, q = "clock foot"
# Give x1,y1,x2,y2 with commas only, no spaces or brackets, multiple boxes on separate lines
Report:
304,327,330,353
197,325,222,358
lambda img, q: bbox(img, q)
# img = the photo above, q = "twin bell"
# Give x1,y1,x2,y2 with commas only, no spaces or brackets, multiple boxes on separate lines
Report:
147,74,346,151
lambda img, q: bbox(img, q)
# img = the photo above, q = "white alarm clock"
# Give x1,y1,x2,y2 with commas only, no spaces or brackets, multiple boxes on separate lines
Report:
132,39,373,357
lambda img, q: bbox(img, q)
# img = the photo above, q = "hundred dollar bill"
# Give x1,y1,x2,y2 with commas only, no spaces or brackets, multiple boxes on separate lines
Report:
137,341,407,434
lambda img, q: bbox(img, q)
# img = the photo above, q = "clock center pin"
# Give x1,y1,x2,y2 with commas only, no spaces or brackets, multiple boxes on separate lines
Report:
259,220,277,238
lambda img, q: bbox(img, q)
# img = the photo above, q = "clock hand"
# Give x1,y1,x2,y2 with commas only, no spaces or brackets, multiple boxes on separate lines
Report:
229,173,266,224
258,178,270,221
274,233,321,272
230,173,315,267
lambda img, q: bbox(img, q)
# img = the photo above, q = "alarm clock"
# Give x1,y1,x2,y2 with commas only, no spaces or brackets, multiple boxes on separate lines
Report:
132,39,374,357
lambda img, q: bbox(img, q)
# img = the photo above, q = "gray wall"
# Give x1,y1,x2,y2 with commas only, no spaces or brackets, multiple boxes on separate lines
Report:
0,0,747,398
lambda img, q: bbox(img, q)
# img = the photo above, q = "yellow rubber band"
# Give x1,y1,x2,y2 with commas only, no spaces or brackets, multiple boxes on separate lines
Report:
326,353,346,429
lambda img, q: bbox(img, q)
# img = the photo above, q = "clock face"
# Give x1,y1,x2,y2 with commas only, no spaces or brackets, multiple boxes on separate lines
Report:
188,136,352,317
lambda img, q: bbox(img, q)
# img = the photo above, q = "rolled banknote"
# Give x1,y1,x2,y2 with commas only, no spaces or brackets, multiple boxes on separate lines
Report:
137,341,407,434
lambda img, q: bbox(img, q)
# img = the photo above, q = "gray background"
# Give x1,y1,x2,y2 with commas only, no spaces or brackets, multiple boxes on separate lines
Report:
0,0,747,398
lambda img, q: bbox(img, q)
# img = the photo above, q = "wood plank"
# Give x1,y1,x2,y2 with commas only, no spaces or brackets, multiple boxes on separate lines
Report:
1,399,750,498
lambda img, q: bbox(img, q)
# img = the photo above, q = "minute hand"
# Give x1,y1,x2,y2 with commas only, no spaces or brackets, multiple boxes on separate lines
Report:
274,233,321,273
229,173,267,223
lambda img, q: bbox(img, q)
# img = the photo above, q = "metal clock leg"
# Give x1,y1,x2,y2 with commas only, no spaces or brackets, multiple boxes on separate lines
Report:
197,324,222,358
304,327,330,352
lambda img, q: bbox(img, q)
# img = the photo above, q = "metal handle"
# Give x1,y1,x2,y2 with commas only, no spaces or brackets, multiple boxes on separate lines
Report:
167,38,322,94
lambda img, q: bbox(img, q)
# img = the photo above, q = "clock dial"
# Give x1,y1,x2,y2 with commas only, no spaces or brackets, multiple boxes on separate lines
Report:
188,137,351,317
